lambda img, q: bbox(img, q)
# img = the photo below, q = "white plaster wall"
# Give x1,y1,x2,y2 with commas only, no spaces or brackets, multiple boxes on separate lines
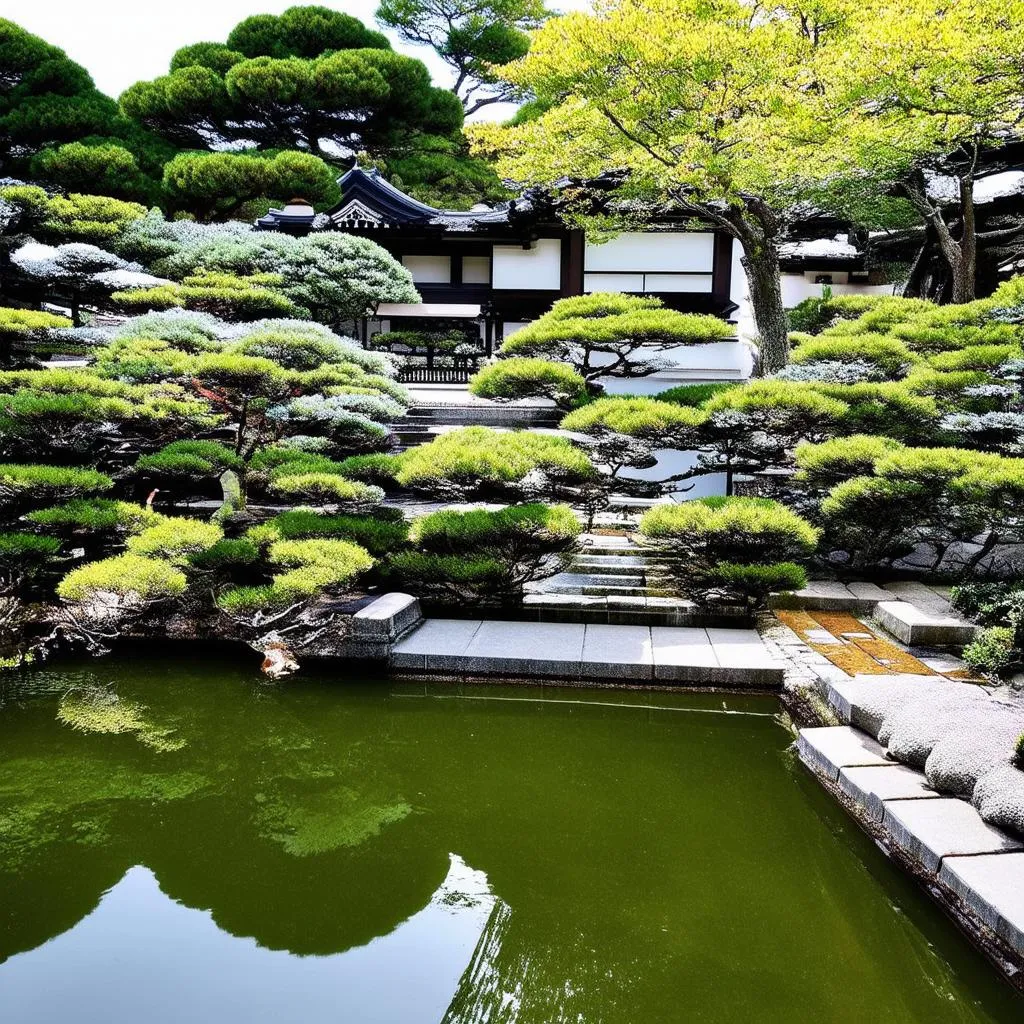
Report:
402,255,451,284
492,238,562,290
585,232,714,272
728,247,895,341
596,341,753,391
463,256,491,284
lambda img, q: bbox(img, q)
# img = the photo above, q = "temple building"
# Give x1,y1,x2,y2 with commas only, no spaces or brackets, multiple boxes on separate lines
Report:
257,166,896,386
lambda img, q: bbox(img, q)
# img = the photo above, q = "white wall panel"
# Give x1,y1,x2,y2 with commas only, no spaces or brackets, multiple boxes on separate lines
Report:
584,272,644,292
401,255,451,284
584,231,714,272
462,255,491,284
492,238,562,290
644,273,713,293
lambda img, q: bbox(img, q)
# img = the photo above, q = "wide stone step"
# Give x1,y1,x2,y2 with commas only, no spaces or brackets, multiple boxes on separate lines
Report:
522,593,704,626
875,601,979,647
391,619,784,686
571,558,647,577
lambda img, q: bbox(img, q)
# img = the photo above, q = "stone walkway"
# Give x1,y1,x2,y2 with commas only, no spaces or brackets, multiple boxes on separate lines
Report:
774,609,982,681
391,619,784,686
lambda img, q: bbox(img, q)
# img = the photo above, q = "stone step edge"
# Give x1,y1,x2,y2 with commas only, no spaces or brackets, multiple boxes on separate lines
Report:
796,726,1024,969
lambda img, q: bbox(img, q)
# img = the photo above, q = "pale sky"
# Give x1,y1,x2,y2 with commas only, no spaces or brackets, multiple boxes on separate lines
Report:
1,0,588,121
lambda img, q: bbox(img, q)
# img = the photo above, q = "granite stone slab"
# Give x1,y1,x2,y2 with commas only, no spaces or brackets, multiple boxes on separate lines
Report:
883,797,1023,874
939,852,1024,956
797,726,889,781
580,624,654,680
461,620,586,677
706,627,786,686
390,618,482,671
650,626,718,684
876,600,979,647
838,763,940,821
350,592,422,643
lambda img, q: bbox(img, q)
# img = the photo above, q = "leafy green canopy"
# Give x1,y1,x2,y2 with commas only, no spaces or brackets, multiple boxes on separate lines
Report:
377,0,550,114
640,496,818,608
161,150,340,221
0,184,146,245
498,293,734,382
120,5,463,163
469,358,588,408
0,19,174,200
393,426,595,493
388,501,580,606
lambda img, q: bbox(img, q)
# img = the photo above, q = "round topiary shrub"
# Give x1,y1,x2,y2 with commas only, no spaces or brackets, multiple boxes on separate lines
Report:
126,518,224,562
794,435,905,485
469,358,588,408
560,396,705,437
639,497,818,608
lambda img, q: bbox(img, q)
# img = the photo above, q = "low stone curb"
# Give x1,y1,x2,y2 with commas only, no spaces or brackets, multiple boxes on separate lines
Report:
798,725,1024,966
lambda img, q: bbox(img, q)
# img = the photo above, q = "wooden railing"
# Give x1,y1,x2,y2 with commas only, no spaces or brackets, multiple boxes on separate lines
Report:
398,366,473,384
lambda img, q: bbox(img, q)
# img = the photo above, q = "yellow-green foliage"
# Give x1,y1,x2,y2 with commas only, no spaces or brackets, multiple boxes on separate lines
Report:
394,426,595,488
114,270,296,319
641,497,819,554
268,537,375,597
795,434,905,484
126,518,224,562
560,396,705,436
0,185,145,242
0,307,71,337
704,380,848,420
57,554,188,602
928,345,1022,372
469,358,588,406
0,463,113,501
268,473,384,504
789,334,916,378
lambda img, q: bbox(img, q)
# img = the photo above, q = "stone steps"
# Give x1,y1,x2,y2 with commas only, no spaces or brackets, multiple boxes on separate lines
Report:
797,725,1024,959
520,593,746,627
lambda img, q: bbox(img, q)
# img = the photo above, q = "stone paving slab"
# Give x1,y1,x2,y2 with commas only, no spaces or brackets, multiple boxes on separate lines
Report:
463,620,586,677
846,581,892,603
650,626,719,684
838,764,940,821
876,601,979,647
883,798,1023,874
391,618,483,670
882,580,954,615
580,624,654,681
797,726,889,780
705,628,787,685
939,853,1024,956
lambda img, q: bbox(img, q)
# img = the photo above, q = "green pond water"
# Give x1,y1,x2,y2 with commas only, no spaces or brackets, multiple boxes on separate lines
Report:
0,649,1022,1023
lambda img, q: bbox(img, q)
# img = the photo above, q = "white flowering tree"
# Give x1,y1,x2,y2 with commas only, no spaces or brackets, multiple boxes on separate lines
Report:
115,212,419,326
10,240,169,325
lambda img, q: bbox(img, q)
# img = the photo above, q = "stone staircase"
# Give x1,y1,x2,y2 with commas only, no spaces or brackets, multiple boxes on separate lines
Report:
523,534,746,627
393,403,562,451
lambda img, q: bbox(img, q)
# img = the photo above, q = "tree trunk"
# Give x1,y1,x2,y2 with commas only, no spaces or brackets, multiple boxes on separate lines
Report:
719,201,789,375
741,245,788,374
901,164,977,305
953,174,977,304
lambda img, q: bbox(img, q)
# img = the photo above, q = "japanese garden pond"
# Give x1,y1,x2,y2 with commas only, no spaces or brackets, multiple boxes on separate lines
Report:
0,647,1022,1024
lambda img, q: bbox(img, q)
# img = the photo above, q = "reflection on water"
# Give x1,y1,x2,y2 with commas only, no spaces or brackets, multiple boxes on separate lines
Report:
2,856,499,1024
0,649,1021,1023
